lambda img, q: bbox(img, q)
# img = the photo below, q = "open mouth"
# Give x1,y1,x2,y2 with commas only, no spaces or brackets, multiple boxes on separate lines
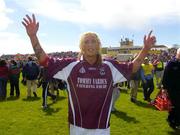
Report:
88,48,94,52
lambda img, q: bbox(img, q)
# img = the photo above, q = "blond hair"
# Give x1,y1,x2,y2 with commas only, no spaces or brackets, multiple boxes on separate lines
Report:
78,32,102,65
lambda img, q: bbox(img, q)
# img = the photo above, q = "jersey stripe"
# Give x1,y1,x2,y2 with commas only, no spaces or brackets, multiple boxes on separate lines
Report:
53,61,79,126
98,80,113,128
104,61,127,84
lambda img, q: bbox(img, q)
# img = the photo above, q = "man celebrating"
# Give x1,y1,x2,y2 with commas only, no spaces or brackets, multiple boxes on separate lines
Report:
22,14,156,135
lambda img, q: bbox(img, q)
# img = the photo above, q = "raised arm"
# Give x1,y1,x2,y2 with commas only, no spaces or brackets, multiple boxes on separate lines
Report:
132,30,156,73
22,14,48,65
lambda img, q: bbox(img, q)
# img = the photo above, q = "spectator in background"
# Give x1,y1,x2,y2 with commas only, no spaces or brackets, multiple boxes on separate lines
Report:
38,66,57,109
130,67,141,103
9,60,21,98
141,57,154,102
162,48,180,130
0,59,9,100
22,14,156,135
130,54,141,103
153,55,164,88
22,56,40,98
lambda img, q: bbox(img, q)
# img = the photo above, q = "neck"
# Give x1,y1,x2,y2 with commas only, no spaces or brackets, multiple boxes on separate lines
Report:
84,55,97,65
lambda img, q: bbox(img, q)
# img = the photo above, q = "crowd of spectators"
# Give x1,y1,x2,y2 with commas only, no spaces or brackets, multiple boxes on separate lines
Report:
0,48,178,102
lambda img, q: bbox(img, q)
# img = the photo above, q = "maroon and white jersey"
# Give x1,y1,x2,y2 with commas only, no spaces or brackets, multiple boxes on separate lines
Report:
45,57,133,129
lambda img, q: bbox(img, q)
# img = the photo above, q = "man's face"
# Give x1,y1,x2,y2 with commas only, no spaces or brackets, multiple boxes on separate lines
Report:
82,35,99,57
144,59,149,64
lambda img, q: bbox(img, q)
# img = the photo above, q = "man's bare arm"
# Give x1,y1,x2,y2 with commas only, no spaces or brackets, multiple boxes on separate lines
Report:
30,35,47,64
132,31,156,73
22,14,48,64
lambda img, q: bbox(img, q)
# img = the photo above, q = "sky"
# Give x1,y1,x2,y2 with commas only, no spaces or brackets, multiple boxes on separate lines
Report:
0,0,180,55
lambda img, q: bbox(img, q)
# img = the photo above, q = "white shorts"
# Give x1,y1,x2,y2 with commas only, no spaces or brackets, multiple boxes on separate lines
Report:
70,124,110,135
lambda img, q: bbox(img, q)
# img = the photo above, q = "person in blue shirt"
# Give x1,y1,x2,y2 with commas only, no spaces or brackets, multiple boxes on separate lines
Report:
141,57,154,102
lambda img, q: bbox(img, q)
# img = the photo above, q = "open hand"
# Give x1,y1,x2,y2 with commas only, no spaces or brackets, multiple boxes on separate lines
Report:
144,30,156,50
22,14,39,37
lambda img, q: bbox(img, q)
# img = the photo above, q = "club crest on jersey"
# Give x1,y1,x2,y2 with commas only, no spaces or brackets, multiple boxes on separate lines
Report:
79,67,86,73
99,68,105,75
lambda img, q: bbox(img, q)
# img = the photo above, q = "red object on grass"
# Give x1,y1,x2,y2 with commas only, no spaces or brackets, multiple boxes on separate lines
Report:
154,89,172,111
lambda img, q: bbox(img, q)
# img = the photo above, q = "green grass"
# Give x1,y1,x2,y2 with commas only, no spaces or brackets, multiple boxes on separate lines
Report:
0,82,178,135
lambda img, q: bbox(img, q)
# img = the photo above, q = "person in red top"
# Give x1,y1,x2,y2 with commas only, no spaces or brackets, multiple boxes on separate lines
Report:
0,59,9,100
22,14,156,135
9,60,21,98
